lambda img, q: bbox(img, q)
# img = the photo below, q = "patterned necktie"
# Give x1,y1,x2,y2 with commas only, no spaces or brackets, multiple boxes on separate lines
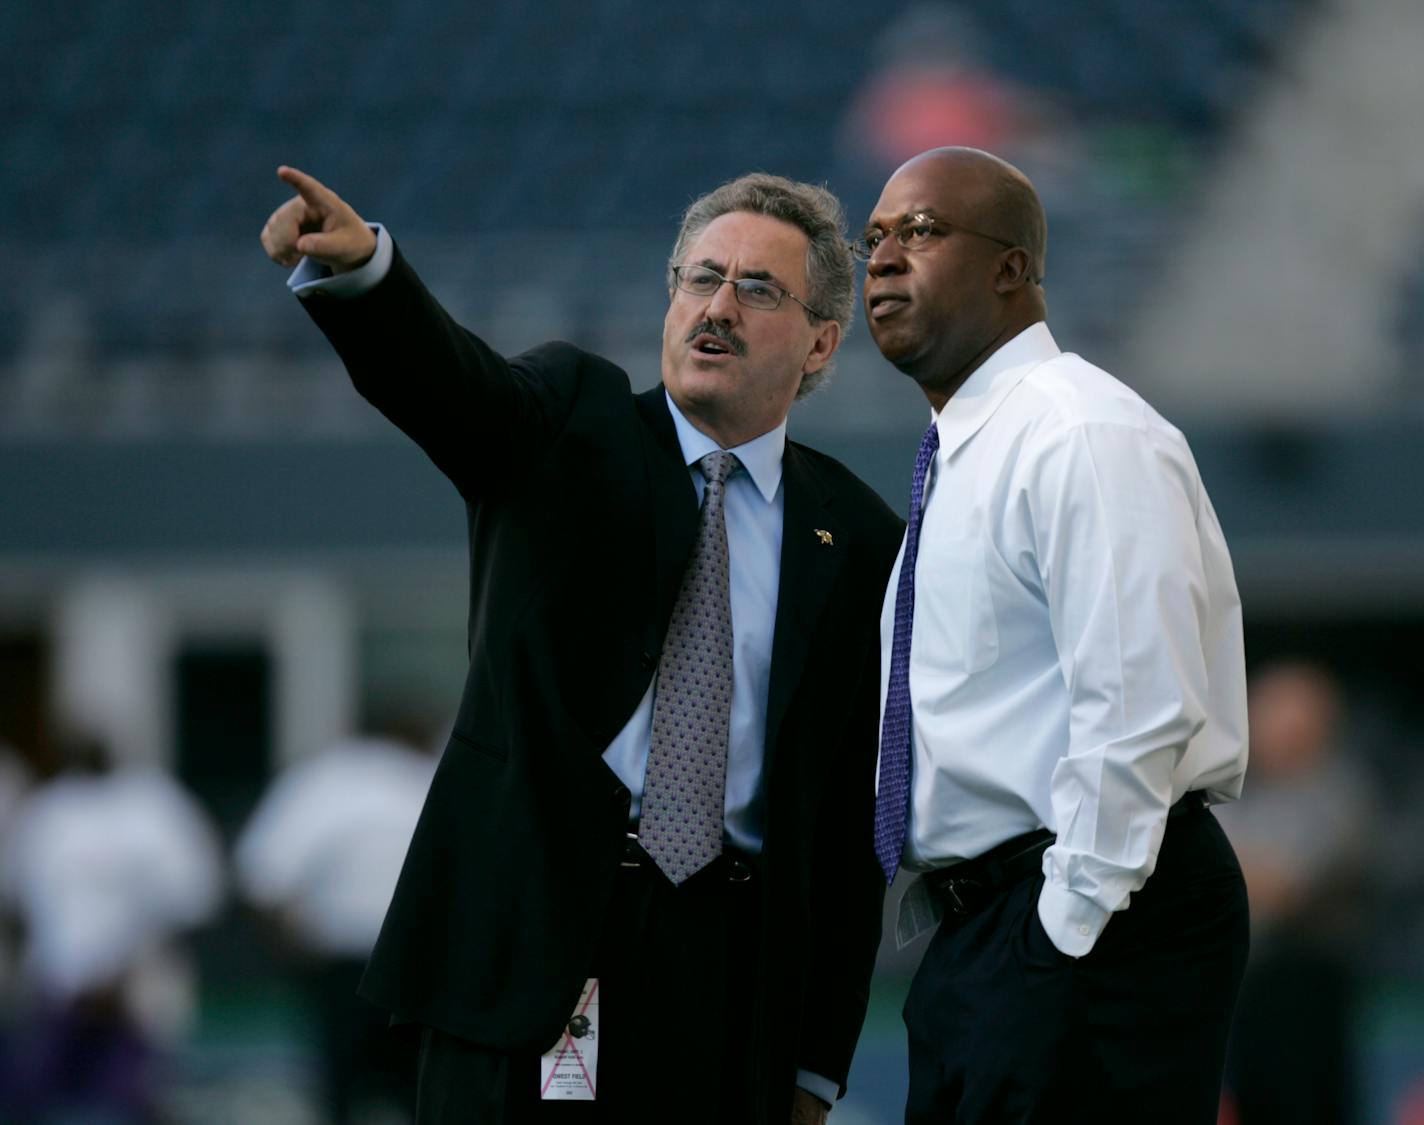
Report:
641,450,741,885
874,421,940,885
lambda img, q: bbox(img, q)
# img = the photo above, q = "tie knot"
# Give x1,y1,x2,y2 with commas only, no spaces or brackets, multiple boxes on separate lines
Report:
909,421,940,514
919,421,940,459
698,450,741,486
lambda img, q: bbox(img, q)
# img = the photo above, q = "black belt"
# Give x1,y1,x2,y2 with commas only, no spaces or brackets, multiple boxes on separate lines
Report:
923,791,1209,918
620,833,757,885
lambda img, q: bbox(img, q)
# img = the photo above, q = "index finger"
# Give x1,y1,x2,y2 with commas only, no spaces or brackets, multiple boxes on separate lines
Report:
276,165,335,208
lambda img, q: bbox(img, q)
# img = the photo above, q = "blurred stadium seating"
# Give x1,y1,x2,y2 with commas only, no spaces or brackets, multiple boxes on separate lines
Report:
1,0,1321,431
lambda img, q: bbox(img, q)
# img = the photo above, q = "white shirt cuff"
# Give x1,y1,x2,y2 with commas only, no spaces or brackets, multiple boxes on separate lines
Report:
1036,877,1112,958
795,1068,838,1106
287,223,393,298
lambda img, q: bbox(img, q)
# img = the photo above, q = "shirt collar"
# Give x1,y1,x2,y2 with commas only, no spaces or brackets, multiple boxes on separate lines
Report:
932,321,1060,460
664,389,785,503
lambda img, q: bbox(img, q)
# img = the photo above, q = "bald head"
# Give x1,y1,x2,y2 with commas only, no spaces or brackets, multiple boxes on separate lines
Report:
897,147,1047,284
862,146,1049,407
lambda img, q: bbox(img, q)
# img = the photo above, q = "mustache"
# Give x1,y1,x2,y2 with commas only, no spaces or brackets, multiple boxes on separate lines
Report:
685,320,748,358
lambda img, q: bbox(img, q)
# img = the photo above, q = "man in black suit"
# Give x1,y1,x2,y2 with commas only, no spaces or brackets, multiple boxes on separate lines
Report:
261,165,902,1124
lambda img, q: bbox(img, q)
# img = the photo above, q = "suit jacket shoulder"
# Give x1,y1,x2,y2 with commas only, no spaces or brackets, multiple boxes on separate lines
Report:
303,244,636,484
786,439,904,552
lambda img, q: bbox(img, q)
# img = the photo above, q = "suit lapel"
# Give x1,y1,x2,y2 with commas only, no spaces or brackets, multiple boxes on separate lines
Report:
634,386,700,649
765,443,846,762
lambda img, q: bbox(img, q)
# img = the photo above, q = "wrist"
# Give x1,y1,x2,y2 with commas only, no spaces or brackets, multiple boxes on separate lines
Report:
333,230,378,273
1036,878,1111,957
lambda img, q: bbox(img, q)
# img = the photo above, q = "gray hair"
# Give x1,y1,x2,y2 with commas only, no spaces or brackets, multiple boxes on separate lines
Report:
668,173,854,396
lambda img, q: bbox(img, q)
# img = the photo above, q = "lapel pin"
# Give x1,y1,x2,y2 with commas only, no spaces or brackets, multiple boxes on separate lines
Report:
814,528,834,546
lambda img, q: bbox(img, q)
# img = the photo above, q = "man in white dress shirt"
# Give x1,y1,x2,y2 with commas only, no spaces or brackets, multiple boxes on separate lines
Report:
861,146,1250,1122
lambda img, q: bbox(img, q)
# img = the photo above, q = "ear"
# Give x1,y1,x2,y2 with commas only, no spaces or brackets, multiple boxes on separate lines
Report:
802,317,842,375
993,247,1034,294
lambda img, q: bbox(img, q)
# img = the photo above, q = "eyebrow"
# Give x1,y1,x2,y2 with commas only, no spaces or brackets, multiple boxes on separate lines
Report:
694,259,788,288
863,209,939,234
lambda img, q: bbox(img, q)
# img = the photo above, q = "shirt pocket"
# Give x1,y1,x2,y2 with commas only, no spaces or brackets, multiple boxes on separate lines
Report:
912,535,1000,675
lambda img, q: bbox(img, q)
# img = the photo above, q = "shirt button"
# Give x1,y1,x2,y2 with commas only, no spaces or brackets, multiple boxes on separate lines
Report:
1078,924,1091,936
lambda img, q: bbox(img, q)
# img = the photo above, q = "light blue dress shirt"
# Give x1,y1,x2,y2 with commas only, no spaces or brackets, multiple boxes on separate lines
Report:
602,392,785,855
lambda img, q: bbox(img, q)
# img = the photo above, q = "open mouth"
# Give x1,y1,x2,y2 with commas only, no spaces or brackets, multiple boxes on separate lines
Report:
687,328,745,358
693,335,733,356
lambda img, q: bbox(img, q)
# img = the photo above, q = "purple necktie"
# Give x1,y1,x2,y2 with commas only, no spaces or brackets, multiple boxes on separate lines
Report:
874,421,940,885
641,450,740,885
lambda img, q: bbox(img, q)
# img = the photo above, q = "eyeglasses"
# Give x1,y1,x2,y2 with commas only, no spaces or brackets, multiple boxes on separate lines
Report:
850,213,1018,261
671,264,829,320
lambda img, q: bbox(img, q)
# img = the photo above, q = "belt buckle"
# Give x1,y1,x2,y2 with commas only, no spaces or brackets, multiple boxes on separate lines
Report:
621,832,641,868
939,876,986,917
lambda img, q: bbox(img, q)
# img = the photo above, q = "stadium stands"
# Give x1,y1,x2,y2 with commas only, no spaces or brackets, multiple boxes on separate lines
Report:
1,0,1317,434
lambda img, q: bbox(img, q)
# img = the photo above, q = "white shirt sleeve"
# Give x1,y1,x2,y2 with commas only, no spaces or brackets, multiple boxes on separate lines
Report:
287,223,393,299
1031,417,1215,956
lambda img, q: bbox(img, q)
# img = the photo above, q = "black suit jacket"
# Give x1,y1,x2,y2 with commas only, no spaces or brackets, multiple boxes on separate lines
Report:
302,247,903,1114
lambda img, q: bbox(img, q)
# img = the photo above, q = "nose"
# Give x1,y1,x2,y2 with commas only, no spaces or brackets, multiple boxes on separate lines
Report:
706,277,742,323
866,239,906,279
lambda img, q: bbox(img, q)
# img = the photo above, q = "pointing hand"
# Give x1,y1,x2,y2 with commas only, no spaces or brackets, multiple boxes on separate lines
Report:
260,166,377,272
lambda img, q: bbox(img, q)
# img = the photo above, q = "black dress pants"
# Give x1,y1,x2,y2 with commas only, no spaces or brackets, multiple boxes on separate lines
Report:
415,849,761,1125
904,807,1249,1125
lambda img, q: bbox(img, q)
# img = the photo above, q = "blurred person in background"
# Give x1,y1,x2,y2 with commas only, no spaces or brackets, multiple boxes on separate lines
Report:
0,732,223,1123
259,165,902,1124
235,718,438,1123
839,5,1060,183
0,740,29,831
0,742,34,1092
862,146,1249,1123
1216,660,1376,1125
